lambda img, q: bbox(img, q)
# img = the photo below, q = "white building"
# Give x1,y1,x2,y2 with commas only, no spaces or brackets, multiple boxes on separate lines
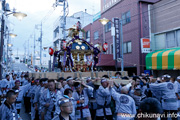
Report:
37,11,93,71
53,11,93,50
35,50,50,68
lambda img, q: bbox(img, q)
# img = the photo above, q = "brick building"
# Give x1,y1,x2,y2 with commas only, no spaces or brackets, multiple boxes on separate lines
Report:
84,0,159,75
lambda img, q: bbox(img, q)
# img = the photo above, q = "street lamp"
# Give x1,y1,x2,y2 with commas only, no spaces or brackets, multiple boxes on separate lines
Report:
0,1,27,79
13,12,27,21
99,17,110,54
8,43,12,47
100,17,124,72
9,33,17,38
99,17,109,25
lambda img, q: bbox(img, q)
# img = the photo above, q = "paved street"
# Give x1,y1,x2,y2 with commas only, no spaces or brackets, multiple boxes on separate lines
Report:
12,62,34,73
20,102,31,120
12,62,32,120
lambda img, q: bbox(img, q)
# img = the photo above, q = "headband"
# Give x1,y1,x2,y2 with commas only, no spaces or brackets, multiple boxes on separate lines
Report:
66,78,73,82
86,77,91,81
14,89,19,93
177,76,180,80
162,75,171,79
42,81,48,84
101,78,107,83
58,99,70,106
63,95,70,99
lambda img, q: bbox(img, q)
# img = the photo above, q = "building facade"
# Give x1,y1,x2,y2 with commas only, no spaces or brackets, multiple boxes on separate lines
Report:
146,0,180,77
150,0,180,51
53,11,93,50
84,0,159,75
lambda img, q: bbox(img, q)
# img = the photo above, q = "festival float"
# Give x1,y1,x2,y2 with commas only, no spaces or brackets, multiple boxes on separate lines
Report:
29,21,128,84
52,21,102,72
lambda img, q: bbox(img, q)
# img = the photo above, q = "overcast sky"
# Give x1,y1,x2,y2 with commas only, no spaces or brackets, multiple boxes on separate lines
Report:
8,0,100,57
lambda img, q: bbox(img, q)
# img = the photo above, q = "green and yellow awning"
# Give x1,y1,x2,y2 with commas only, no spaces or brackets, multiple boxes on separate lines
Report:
146,47,180,70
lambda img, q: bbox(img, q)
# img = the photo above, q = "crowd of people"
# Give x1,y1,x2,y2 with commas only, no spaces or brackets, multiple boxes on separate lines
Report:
0,71,180,120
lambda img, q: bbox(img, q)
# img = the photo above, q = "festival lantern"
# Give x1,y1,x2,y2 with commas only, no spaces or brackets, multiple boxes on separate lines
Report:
102,42,108,52
49,47,54,56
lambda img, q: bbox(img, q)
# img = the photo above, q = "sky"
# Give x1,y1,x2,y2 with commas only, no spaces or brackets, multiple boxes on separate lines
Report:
7,0,100,57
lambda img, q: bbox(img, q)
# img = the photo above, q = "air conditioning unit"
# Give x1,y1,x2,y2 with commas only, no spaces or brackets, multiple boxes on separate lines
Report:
5,3,10,11
36,57,40,60
58,0,64,2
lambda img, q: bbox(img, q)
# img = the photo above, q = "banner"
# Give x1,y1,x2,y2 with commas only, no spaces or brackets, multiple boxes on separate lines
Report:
113,18,121,60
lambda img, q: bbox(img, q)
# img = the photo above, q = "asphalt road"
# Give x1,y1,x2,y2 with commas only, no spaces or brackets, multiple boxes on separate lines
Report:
11,62,32,120
20,102,31,120
12,62,34,73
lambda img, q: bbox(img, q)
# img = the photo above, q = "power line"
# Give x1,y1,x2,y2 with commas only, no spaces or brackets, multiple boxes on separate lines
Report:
85,2,180,37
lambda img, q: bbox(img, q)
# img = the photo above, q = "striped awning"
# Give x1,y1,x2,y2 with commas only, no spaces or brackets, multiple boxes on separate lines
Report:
146,47,180,70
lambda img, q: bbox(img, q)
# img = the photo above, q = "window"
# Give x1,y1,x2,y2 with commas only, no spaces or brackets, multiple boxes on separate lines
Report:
123,43,127,53
86,31,90,39
154,33,166,50
177,30,180,46
105,21,111,32
123,41,132,54
122,11,131,25
154,29,180,50
86,31,90,42
127,42,132,53
111,44,113,54
53,27,59,39
166,31,175,48
94,31,99,40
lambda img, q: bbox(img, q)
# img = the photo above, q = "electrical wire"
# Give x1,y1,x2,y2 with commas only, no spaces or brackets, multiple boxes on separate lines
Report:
13,0,179,57
84,2,180,38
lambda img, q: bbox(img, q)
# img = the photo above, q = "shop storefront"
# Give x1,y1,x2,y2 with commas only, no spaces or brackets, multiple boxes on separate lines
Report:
146,47,180,77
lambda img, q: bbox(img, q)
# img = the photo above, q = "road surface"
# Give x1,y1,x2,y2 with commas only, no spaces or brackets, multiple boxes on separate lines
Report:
12,62,34,73
11,62,32,120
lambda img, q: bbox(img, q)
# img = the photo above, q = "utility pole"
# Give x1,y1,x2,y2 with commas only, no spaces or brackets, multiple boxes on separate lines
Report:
0,25,4,75
63,0,66,39
24,42,26,63
35,23,43,68
6,30,9,69
0,0,5,79
28,39,29,58
17,48,18,57
120,19,124,71
40,22,42,67
33,33,36,68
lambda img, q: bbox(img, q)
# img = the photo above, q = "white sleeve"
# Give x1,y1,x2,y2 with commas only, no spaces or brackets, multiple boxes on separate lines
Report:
132,99,137,115
98,86,111,97
110,87,120,101
149,83,166,91
174,82,178,93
